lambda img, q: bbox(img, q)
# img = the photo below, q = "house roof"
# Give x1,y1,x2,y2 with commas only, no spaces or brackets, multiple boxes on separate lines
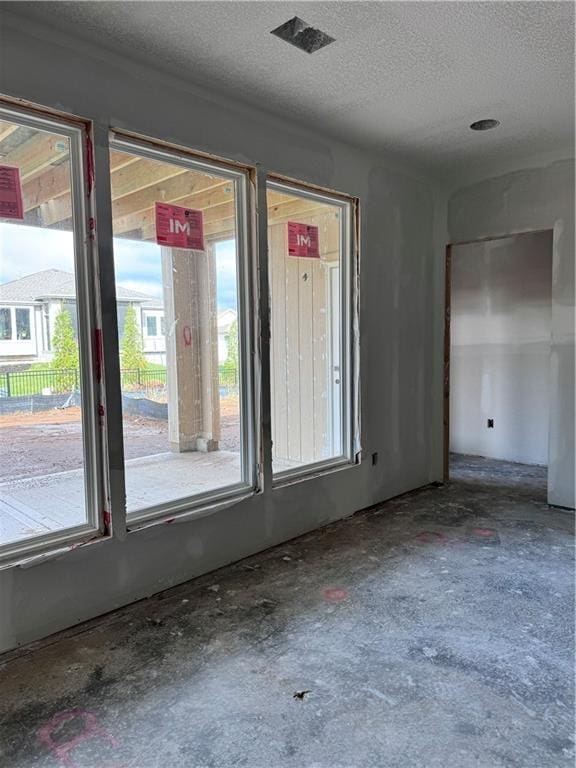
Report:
0,269,160,305
217,308,237,332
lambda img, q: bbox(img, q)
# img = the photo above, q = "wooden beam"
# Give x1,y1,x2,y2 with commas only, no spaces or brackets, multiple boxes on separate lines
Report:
268,198,335,221
111,156,188,200
46,152,194,225
38,159,288,227
266,190,290,206
22,162,71,212
1,133,68,181
40,155,191,226
115,223,237,243
113,187,235,237
0,122,19,144
205,225,236,241
112,176,232,220
127,197,333,243
23,150,137,213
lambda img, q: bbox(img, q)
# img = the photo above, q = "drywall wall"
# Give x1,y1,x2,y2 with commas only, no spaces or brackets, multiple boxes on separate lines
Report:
449,161,575,507
0,13,447,653
450,231,552,465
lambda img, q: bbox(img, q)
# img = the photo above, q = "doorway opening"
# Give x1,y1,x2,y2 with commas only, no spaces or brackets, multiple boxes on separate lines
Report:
444,230,553,495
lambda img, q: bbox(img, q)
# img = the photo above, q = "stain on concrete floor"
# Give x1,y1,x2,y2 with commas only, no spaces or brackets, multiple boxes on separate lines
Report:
0,454,573,767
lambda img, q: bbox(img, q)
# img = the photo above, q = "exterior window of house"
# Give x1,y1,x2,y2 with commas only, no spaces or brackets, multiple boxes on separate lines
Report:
0,308,11,340
146,315,157,337
110,136,253,521
15,308,31,340
266,180,354,479
0,105,100,561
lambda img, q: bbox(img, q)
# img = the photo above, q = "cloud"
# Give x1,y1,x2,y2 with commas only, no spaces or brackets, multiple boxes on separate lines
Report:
0,223,74,282
113,238,163,298
215,240,238,311
1,224,238,310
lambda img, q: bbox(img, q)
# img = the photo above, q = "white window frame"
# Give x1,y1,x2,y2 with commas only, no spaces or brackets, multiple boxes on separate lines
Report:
266,179,356,484
0,104,103,566
0,306,14,340
142,309,164,340
144,313,158,338
109,135,257,525
0,306,33,341
15,307,31,340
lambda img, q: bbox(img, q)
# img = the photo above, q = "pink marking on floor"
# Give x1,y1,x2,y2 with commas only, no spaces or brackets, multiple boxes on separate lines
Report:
323,587,349,602
472,527,497,537
37,708,118,768
415,531,446,543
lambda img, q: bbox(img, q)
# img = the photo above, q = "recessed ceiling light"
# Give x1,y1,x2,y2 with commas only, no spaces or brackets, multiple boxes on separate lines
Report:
271,16,335,54
470,119,500,131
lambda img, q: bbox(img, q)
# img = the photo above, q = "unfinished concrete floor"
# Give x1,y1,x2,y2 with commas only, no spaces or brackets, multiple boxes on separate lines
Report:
0,455,573,767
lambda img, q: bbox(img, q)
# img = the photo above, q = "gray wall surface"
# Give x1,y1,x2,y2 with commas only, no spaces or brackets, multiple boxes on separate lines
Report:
0,14,447,652
449,161,575,508
450,232,552,465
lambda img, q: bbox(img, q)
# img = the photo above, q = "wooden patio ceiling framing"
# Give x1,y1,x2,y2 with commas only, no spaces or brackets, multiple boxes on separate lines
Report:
0,121,332,242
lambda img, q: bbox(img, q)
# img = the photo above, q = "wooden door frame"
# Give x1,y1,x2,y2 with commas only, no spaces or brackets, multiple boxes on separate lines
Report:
443,244,452,482
443,228,553,483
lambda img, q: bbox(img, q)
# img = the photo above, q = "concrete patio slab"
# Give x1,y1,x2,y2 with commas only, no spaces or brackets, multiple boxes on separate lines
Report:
0,450,242,547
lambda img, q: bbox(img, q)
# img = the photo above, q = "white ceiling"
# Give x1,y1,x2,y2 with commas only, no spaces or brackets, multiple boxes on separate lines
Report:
7,1,576,182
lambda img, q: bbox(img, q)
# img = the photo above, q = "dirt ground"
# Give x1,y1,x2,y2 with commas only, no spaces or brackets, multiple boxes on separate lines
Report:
0,398,241,482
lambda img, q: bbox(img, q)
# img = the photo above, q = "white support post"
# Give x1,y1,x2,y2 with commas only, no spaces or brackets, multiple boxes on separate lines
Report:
161,245,220,452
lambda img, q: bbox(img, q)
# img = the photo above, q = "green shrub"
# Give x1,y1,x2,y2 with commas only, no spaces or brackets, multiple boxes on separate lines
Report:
120,305,147,370
51,309,79,392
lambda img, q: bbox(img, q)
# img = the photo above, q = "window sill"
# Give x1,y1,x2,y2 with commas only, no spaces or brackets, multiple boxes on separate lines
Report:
0,524,105,571
272,456,358,489
125,483,257,532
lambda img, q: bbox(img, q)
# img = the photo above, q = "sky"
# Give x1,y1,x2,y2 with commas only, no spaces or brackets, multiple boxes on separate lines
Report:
0,223,238,311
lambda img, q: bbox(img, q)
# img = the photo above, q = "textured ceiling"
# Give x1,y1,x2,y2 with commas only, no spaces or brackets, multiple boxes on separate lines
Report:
6,1,575,181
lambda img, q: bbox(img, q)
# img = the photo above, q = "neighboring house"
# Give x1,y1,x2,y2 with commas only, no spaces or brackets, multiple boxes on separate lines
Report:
0,269,237,367
217,307,237,364
141,307,166,363
0,269,163,366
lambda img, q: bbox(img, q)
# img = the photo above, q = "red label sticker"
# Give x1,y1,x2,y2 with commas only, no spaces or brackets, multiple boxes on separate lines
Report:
287,222,319,258
155,202,204,250
0,166,24,220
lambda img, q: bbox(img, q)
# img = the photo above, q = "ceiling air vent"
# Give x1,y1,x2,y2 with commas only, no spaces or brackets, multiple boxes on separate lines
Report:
271,16,335,54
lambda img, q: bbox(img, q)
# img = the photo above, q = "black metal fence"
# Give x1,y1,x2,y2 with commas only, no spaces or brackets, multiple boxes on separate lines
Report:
120,368,167,396
0,368,79,397
0,366,239,398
